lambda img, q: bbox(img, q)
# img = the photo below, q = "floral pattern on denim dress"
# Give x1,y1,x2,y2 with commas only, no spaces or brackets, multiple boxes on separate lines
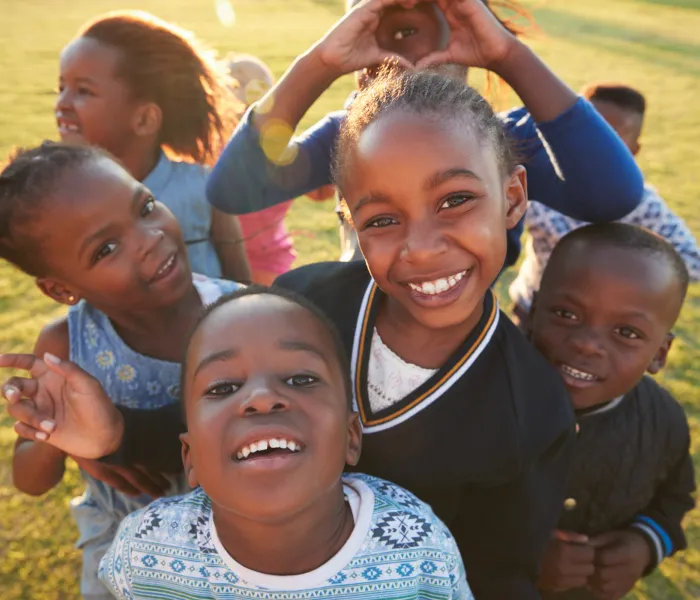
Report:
67,275,238,598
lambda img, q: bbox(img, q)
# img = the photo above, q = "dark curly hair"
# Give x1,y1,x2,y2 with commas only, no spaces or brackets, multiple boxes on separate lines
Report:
79,10,239,166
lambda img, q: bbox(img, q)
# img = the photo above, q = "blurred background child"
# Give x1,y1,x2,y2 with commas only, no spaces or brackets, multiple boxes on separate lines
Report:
56,10,250,280
510,82,700,330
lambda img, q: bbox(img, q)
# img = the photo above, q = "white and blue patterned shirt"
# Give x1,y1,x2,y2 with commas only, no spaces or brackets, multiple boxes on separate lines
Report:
510,184,700,311
99,474,472,599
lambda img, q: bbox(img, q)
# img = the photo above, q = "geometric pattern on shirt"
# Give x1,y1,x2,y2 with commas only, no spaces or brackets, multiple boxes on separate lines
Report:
99,473,473,599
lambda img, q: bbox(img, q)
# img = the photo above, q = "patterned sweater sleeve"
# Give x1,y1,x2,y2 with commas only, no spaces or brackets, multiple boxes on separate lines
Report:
99,511,140,599
632,186,700,282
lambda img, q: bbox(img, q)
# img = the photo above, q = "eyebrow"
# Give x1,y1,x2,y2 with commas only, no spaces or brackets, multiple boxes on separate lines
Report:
78,186,147,259
353,191,393,213
425,168,482,190
278,339,329,364
553,293,655,324
193,348,238,377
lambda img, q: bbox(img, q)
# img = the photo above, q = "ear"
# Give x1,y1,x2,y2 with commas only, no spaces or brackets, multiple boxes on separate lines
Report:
632,141,641,157
504,165,528,229
345,412,362,467
648,332,674,375
180,432,199,488
132,102,162,138
36,278,80,306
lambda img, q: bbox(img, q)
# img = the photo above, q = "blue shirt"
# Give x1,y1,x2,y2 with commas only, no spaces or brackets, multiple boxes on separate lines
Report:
207,99,644,267
99,474,472,599
145,153,223,277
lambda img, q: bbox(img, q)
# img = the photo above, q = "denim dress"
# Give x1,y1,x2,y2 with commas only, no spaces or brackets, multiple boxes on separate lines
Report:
68,275,238,598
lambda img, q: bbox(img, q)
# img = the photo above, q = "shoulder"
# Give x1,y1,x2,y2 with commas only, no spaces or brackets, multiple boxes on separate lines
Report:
632,377,689,436
275,261,371,305
35,316,70,360
118,488,210,546
347,474,461,553
493,314,576,455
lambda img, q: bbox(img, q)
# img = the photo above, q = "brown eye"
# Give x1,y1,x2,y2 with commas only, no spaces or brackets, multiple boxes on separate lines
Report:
285,374,318,387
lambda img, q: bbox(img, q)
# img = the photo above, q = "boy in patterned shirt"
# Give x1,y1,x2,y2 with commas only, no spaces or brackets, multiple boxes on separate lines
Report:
99,286,471,599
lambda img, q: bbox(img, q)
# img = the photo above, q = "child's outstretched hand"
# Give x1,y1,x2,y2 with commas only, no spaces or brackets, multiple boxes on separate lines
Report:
587,529,651,600
538,530,595,592
416,0,520,72
315,0,418,76
1,352,124,459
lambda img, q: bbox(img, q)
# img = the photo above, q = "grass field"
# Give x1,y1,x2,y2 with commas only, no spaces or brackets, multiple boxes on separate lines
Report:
0,0,699,597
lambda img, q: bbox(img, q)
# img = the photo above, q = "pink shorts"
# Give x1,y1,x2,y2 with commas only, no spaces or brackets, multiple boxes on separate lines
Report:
238,201,295,275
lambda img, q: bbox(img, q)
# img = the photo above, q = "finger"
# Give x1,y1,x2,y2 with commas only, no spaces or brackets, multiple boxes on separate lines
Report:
0,353,44,375
595,546,629,568
43,354,100,394
415,50,453,69
589,531,621,549
555,530,590,544
14,421,54,443
91,471,141,497
7,398,56,434
134,465,171,491
3,377,39,401
118,468,168,498
566,545,596,564
376,53,415,71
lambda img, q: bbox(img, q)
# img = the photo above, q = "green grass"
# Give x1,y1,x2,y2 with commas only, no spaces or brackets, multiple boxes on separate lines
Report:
0,0,698,597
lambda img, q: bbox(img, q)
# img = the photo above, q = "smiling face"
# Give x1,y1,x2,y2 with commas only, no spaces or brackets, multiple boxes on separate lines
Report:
34,156,191,312
181,295,361,523
340,110,526,332
531,242,682,410
56,37,141,157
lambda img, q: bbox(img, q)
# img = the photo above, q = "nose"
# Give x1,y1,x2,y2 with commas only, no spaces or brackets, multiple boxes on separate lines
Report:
55,86,72,113
239,377,289,416
400,220,448,264
138,227,165,260
569,328,606,358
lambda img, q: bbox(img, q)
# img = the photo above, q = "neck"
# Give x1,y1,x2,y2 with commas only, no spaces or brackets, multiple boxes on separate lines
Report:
376,294,486,369
212,485,354,576
116,143,161,183
107,283,202,361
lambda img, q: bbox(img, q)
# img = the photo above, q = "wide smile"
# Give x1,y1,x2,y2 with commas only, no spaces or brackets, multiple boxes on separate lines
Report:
149,253,178,284
232,433,306,471
559,363,603,389
402,269,472,308
56,117,81,136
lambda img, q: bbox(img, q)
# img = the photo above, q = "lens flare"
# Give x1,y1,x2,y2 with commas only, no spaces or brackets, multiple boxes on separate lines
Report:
215,0,236,27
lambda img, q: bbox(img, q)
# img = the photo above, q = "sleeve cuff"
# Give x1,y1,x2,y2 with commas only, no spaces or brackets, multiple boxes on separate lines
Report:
630,515,673,569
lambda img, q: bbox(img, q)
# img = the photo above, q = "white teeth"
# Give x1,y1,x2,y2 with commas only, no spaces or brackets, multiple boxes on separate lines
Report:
156,256,175,277
236,438,301,460
561,364,598,381
408,271,467,296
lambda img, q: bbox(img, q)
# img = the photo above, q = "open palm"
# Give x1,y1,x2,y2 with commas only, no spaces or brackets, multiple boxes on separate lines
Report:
1,353,123,458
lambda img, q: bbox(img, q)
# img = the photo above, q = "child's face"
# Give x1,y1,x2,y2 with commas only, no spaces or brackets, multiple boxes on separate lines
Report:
590,99,643,156
35,157,192,312
341,111,526,331
531,243,681,410
181,295,361,522
56,37,141,156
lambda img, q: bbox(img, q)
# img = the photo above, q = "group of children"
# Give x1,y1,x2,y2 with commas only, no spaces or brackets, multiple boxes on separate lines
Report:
0,0,697,599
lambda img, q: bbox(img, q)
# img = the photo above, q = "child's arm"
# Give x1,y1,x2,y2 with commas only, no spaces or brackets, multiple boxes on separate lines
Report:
11,319,69,495
631,187,700,282
206,0,415,216
210,207,252,281
419,0,644,223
